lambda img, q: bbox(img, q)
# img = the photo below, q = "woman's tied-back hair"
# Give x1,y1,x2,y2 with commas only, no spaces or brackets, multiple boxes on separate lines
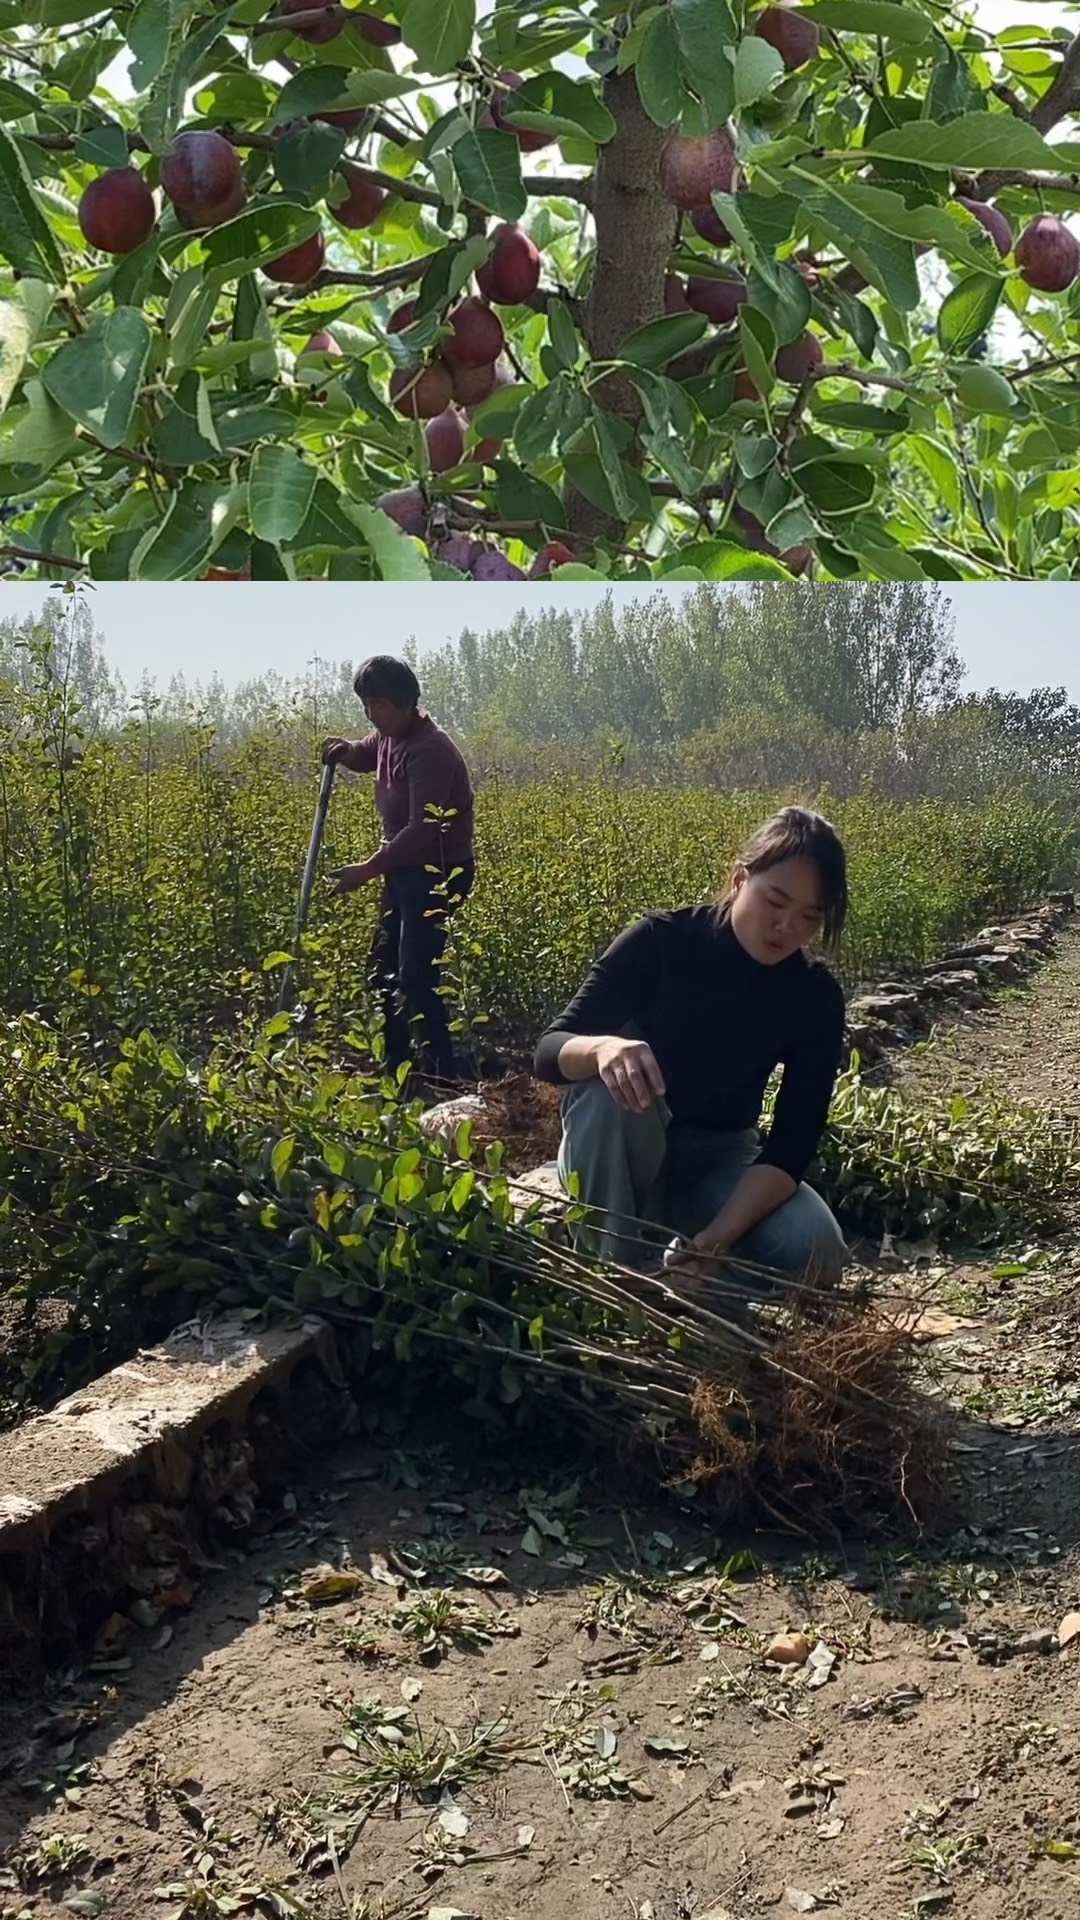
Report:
716,805,849,951
354,655,421,707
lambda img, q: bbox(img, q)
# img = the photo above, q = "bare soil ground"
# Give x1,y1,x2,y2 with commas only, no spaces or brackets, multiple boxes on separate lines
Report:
5,938,1080,1920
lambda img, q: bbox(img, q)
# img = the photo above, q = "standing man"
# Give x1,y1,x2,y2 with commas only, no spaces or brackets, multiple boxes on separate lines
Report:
322,655,475,1087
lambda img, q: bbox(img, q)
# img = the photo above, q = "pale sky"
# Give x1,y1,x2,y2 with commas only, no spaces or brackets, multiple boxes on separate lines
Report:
1,582,1077,700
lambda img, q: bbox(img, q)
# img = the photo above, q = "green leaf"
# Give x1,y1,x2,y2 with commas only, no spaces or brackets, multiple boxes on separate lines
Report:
636,10,684,129
195,201,324,282
344,499,432,579
274,63,358,122
937,272,1002,357
672,0,738,126
1,379,79,470
451,1170,476,1212
41,308,153,450
746,263,811,348
150,370,220,465
74,125,132,170
619,310,709,368
797,458,876,516
780,176,1001,276
781,174,919,311
0,77,41,120
0,284,49,415
766,498,817,550
416,236,491,318
846,541,928,580
0,128,67,283
864,112,1070,172
734,431,778,478
275,65,419,123
272,1136,298,1180
451,128,526,221
494,462,566,529
664,538,792,579
273,122,346,196
546,297,581,371
708,188,799,288
734,36,783,109
499,73,617,145
128,0,171,90
625,364,703,494
131,477,236,580
513,373,585,463
738,306,776,401
400,0,473,71
249,443,317,544
925,42,984,124
804,1,933,41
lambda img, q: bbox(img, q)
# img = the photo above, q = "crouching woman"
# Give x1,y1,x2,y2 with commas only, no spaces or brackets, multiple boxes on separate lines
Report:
531,807,850,1297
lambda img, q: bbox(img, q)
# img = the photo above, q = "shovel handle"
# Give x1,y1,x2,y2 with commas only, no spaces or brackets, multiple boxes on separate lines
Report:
277,759,336,1013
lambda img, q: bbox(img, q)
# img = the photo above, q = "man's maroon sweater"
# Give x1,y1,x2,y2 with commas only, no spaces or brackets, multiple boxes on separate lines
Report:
340,711,474,877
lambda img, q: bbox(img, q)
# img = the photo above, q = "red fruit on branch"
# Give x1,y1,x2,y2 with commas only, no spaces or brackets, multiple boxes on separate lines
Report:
476,223,541,305
775,331,823,381
264,229,326,284
487,71,550,153
1015,214,1080,292
389,360,454,419
529,542,575,577
443,297,505,370
376,487,427,535
954,197,1013,258
685,274,747,325
691,203,732,247
754,5,820,71
658,128,736,211
161,131,243,226
280,0,341,43
425,407,466,473
472,550,527,579
354,9,401,44
331,164,385,230
78,168,156,255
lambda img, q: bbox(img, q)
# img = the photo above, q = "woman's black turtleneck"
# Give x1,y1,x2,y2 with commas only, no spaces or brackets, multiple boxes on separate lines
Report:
532,906,846,1183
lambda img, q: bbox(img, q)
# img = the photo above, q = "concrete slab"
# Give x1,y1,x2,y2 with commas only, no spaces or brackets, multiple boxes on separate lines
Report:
0,1313,339,1559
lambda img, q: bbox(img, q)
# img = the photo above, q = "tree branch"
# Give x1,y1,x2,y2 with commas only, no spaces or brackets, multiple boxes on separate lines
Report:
252,4,343,35
973,30,1080,198
523,173,592,205
1030,29,1080,131
307,257,436,292
0,545,85,570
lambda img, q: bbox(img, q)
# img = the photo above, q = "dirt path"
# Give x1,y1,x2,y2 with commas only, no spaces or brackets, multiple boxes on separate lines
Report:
4,937,1080,1920
897,918,1080,1116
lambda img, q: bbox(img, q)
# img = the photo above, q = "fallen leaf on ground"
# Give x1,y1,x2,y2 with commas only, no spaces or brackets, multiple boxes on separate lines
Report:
643,1734,691,1756
766,1631,810,1665
156,1579,197,1610
1058,1610,1080,1649
301,1569,364,1605
369,1554,402,1589
806,1643,837,1688
896,1305,981,1341
786,1891,818,1914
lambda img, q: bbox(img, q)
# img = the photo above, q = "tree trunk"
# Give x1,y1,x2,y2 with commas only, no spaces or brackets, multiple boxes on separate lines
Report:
568,70,677,545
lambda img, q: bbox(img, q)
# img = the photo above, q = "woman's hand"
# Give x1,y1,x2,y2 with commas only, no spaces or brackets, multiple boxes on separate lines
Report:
321,736,353,766
328,861,376,896
595,1036,665,1113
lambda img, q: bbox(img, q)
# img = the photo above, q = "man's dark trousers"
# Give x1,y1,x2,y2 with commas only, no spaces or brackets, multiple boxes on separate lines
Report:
369,863,475,1080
